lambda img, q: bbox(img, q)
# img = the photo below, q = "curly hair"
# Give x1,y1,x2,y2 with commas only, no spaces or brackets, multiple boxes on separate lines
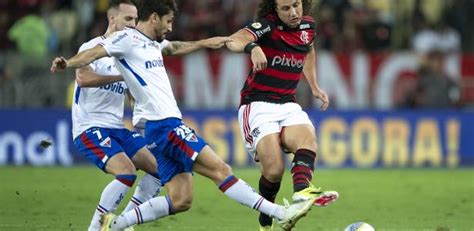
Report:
256,0,313,19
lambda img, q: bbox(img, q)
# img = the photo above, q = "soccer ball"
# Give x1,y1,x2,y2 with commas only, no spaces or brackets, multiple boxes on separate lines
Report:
344,222,375,231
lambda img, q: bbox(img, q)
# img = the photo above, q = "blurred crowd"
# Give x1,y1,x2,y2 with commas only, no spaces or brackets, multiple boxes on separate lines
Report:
0,0,472,108
0,0,472,54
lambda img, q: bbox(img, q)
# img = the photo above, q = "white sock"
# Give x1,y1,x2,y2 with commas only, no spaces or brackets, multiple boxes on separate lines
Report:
123,174,162,213
88,179,132,231
219,175,285,220
111,196,171,229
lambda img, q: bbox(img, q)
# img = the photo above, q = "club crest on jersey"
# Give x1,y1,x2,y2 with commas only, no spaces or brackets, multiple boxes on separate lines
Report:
100,137,112,148
185,133,198,142
300,31,310,44
251,22,262,29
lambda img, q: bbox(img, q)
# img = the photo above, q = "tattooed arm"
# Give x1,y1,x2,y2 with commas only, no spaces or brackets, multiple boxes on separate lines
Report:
161,37,232,56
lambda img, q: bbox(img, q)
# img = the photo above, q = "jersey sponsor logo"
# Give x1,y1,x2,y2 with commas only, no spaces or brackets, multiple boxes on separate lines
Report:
100,137,112,148
255,25,271,37
145,59,164,69
112,33,128,44
99,82,126,95
271,55,305,68
299,23,310,30
300,31,310,44
132,133,141,138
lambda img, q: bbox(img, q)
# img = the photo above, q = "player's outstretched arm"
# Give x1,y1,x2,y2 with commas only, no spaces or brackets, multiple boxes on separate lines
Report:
75,66,123,88
303,47,329,110
161,37,233,56
50,45,109,73
225,29,255,52
226,29,267,72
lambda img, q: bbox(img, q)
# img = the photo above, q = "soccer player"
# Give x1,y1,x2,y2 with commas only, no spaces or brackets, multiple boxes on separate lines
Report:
70,1,161,230
50,0,320,230
225,0,339,230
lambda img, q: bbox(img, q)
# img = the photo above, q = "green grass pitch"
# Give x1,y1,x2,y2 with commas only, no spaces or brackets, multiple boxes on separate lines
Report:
0,167,473,231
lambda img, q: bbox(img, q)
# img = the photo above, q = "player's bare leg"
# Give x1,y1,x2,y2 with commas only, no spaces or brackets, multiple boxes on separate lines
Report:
193,146,317,230
102,173,191,230
130,147,158,176
121,147,162,212
255,133,285,230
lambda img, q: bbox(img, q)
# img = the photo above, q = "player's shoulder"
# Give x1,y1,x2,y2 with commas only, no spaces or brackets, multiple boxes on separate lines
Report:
106,27,138,45
79,36,106,52
302,15,315,23
248,14,277,32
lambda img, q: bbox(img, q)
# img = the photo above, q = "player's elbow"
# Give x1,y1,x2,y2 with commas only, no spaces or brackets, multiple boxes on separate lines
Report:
225,39,245,52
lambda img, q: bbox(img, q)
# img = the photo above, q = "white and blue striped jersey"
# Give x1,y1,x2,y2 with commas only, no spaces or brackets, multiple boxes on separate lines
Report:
100,28,182,128
72,36,127,139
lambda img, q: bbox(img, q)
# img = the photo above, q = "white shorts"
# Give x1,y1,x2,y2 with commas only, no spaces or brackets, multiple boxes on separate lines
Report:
238,102,313,158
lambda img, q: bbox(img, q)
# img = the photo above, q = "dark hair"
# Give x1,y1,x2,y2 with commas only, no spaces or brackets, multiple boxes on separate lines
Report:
108,0,136,10
256,0,313,19
137,0,178,21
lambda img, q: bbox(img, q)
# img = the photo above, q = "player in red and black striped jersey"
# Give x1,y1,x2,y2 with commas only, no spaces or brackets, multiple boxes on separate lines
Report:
226,0,338,230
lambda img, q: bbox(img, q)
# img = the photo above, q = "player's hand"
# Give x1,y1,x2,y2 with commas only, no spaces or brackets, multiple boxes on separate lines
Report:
251,46,267,72
313,88,329,111
203,36,234,49
50,57,68,73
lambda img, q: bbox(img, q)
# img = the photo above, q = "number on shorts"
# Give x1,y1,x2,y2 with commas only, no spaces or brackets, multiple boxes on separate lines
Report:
93,130,103,140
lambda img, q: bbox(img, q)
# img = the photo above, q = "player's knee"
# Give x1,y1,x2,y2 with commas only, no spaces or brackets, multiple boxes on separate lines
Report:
300,140,318,153
262,165,284,182
121,164,137,175
172,195,193,212
142,162,158,176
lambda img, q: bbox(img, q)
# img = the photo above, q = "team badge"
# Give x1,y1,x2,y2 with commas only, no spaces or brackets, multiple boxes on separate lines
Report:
300,31,310,44
185,133,198,142
100,137,112,148
251,22,262,29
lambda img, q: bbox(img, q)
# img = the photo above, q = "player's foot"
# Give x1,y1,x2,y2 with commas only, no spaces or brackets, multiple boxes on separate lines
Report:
292,184,339,207
259,224,273,231
99,213,121,231
314,190,339,206
277,197,317,230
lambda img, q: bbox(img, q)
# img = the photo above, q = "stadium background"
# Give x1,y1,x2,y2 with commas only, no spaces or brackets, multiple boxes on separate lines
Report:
0,0,473,230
